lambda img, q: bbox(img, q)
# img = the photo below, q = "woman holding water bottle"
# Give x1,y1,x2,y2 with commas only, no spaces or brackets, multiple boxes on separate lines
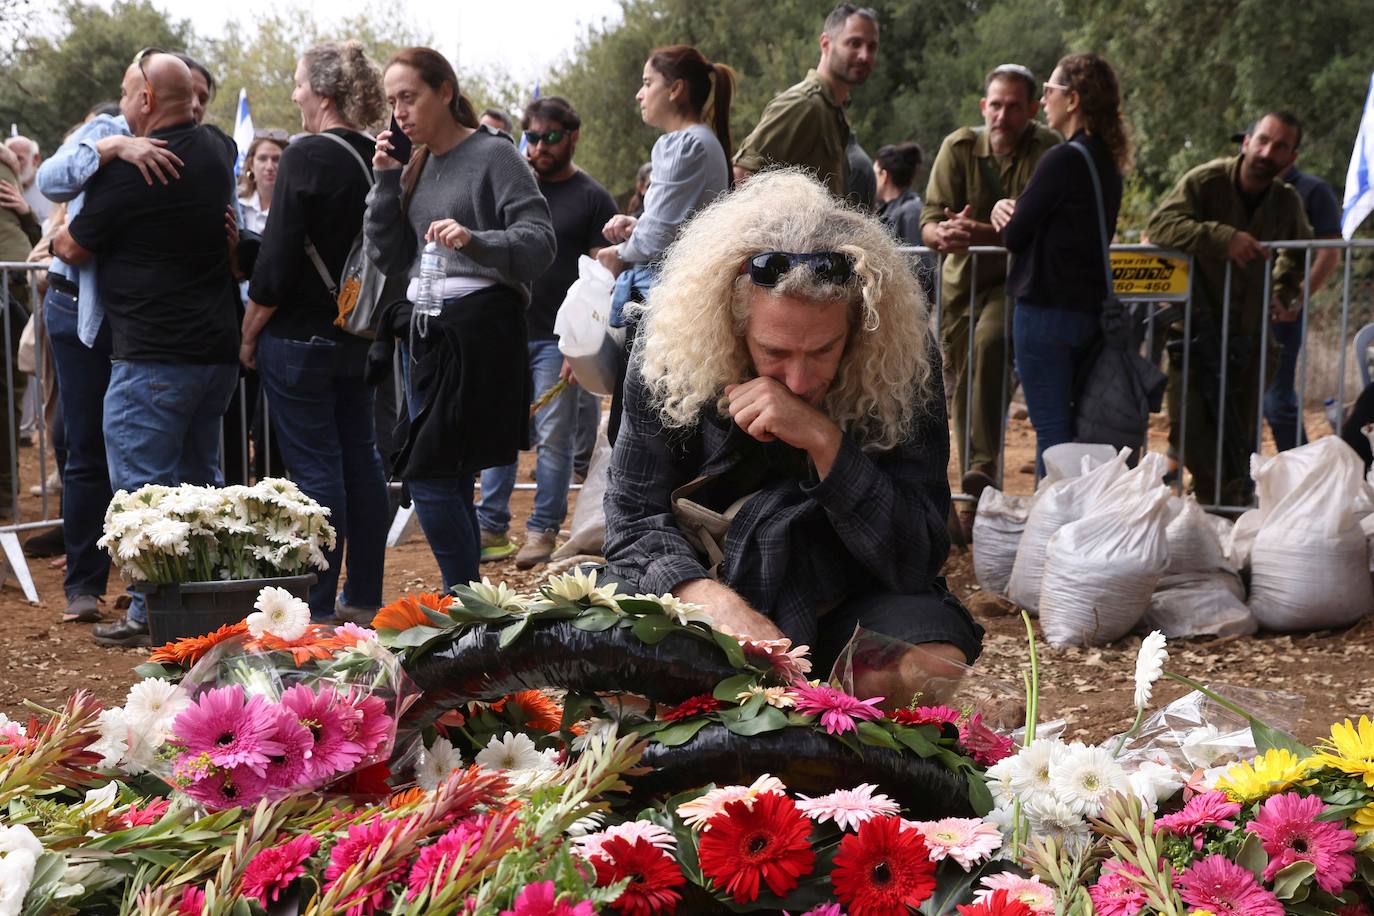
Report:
365,46,555,588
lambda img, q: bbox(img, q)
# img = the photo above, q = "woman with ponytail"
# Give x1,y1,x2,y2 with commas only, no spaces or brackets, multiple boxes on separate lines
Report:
597,44,734,442
990,52,1131,474
365,46,555,588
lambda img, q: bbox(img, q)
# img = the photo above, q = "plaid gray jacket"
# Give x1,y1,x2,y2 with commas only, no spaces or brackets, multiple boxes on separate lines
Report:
603,341,952,647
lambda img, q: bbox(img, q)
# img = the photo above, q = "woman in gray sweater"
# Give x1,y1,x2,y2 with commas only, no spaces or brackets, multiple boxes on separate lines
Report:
366,46,555,588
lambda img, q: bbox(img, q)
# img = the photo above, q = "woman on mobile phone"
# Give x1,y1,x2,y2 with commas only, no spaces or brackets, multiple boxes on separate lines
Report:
242,41,391,623
596,45,734,444
990,53,1130,475
365,46,555,589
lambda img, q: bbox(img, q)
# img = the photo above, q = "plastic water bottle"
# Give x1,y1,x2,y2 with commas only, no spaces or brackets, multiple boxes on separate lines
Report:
1325,397,1343,432
414,242,445,319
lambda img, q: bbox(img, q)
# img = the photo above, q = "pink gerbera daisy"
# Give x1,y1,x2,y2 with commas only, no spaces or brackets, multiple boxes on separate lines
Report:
733,635,813,681
1248,792,1357,895
795,784,901,832
959,713,1015,766
790,683,884,736
180,763,268,810
172,685,285,777
500,881,595,916
890,704,963,728
407,822,484,900
1157,790,1241,850
262,707,315,791
1177,854,1284,916
323,816,409,915
342,689,393,760
1088,858,1147,916
242,834,320,905
177,886,205,916
908,817,1003,869
573,820,677,861
974,873,1055,916
281,684,367,781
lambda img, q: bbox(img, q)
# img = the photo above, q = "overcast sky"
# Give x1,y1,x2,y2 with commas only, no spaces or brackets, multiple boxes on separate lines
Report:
123,0,624,86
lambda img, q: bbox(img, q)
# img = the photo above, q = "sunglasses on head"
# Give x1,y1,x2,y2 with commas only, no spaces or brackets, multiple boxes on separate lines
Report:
523,129,566,147
744,251,856,288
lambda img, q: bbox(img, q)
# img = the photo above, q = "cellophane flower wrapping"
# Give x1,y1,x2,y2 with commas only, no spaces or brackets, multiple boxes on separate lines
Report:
145,623,416,810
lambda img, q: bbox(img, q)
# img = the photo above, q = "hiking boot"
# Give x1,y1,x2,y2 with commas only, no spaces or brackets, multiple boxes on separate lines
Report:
480,529,517,563
960,463,997,500
515,530,557,569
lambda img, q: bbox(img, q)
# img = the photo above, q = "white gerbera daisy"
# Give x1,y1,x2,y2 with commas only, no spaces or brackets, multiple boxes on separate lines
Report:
1127,758,1183,808
983,756,1017,808
1007,738,1067,800
631,593,713,626
123,678,191,743
415,736,463,791
244,586,311,640
467,577,528,612
90,707,130,768
1133,630,1168,710
1048,742,1131,817
1023,792,1091,851
543,567,621,609
475,731,549,771
145,518,192,553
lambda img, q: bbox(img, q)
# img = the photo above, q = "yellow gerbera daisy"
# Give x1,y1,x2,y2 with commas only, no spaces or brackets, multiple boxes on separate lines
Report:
1214,748,1312,803
1352,803,1374,836
1310,716,1374,788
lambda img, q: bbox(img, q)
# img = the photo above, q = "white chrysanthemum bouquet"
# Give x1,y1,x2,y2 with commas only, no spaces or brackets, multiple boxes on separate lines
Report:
98,478,337,584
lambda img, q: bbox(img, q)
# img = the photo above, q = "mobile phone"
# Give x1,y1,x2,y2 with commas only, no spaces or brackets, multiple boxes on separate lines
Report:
387,114,413,165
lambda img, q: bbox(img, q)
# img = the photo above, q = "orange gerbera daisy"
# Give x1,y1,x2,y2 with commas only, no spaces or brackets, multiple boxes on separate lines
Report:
506,690,564,732
148,621,249,665
372,592,453,632
247,626,344,665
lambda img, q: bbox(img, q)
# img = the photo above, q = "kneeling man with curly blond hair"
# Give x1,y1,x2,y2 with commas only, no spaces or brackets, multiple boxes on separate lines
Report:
603,169,983,705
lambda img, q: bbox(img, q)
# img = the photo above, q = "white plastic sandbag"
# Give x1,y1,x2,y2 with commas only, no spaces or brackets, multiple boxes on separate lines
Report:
1040,442,1120,490
1248,437,1374,631
1143,496,1255,638
1039,484,1173,646
1007,447,1130,613
972,487,1033,597
554,256,623,396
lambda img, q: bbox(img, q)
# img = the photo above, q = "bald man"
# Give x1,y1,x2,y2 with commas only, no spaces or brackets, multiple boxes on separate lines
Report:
54,52,241,648
5,137,51,224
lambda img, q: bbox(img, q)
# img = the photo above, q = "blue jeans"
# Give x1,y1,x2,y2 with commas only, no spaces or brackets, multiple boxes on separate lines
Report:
105,360,238,622
1263,318,1307,451
477,338,575,535
45,288,112,600
1013,301,1101,477
398,339,479,590
257,332,389,618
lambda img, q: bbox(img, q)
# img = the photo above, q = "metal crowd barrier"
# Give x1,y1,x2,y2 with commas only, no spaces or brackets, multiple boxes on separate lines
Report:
0,261,57,602
899,238,1374,515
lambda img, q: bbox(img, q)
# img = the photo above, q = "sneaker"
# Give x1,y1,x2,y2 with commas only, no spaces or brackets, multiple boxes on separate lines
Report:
480,529,517,563
515,529,557,569
28,470,61,497
92,615,150,648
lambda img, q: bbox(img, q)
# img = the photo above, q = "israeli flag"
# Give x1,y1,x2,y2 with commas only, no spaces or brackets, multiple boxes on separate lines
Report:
233,88,255,177
517,81,540,155
1343,72,1374,239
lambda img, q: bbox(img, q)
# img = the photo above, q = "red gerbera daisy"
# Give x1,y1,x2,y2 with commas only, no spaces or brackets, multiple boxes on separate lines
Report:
697,790,815,903
591,835,686,915
661,694,722,722
957,888,1035,916
830,815,936,916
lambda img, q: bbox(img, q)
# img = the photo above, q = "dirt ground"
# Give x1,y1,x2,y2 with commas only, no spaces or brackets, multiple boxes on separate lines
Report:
2,413,1371,748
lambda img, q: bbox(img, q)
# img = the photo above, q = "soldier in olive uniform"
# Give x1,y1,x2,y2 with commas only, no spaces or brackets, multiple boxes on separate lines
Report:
920,65,1059,522
1146,111,1311,505
733,3,879,198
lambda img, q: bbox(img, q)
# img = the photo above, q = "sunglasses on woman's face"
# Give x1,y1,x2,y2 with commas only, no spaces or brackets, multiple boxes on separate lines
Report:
523,129,567,147
744,251,856,287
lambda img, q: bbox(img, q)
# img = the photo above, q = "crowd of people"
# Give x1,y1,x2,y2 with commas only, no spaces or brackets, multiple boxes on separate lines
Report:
0,1,1345,675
